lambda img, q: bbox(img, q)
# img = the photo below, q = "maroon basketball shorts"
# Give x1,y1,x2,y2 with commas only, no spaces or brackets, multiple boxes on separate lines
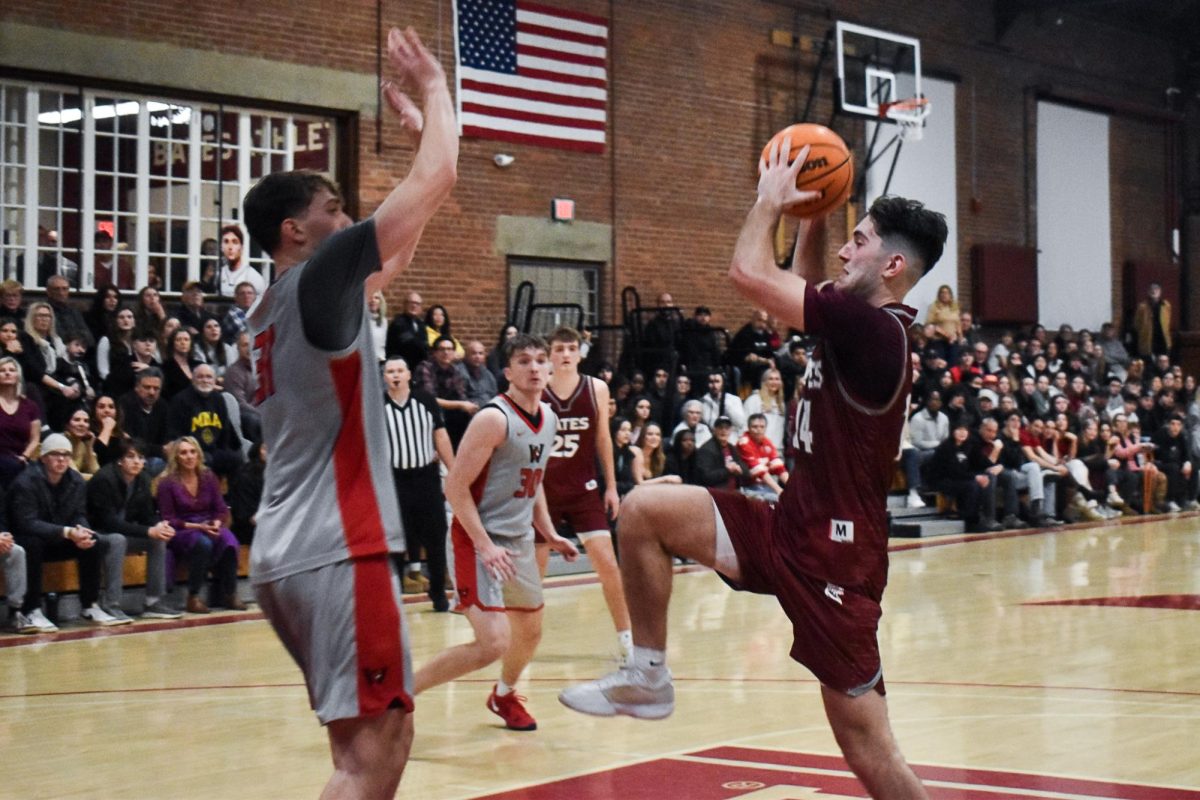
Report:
708,489,885,697
543,490,610,541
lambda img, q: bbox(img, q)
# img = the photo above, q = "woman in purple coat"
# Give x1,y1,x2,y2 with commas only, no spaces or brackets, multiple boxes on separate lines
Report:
157,436,246,613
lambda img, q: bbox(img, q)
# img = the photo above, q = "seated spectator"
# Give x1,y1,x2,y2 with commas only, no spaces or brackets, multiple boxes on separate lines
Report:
693,416,748,491
221,281,259,347
174,281,215,337
743,367,787,447
726,309,776,390
924,420,1002,532
133,286,168,344
64,408,100,479
942,386,976,431
0,357,40,489
0,318,45,406
665,428,698,484
677,305,722,384
86,439,182,619
90,395,125,468
699,371,746,436
626,395,654,446
0,279,25,325
457,339,498,408
106,327,162,400
84,284,118,341
47,332,97,432
671,399,712,449
1,506,34,633
8,433,127,628
156,436,244,614
228,441,267,545
737,412,787,499
645,368,672,428
636,422,681,486
119,369,169,476
424,304,464,358
991,413,1059,527
221,332,261,444
1152,413,1197,511
194,318,236,381
610,417,642,497
776,338,809,402
387,292,430,368
45,275,94,349
639,292,681,376
96,307,136,392
166,364,246,478
949,348,983,385
485,323,518,389
415,334,474,448
908,389,949,478
161,328,200,401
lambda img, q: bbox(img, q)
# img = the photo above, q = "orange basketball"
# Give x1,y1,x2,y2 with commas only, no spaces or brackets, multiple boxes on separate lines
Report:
759,123,853,218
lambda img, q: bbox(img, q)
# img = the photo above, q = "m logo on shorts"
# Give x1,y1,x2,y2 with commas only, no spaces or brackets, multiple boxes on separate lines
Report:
830,519,854,543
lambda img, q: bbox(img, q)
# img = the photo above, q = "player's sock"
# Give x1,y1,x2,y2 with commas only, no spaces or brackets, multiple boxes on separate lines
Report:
496,679,515,697
632,645,666,670
617,630,634,661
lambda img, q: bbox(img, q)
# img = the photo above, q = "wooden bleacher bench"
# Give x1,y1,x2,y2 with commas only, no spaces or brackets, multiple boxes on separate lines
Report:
0,545,251,598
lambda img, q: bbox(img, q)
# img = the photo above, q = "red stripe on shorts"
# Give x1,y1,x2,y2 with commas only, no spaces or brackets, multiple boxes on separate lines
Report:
353,555,413,716
329,352,389,558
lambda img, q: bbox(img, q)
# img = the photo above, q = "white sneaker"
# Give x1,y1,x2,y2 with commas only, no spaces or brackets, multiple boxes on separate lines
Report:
81,603,132,627
907,490,926,509
1106,489,1125,508
559,665,675,719
1166,501,1182,513
26,608,59,633
10,610,39,634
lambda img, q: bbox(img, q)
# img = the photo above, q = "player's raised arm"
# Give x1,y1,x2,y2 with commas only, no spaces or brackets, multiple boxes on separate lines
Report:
790,215,829,284
444,407,516,580
729,137,820,332
368,27,458,292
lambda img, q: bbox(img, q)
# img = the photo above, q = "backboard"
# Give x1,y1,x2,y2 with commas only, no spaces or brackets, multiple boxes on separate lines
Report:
835,21,923,120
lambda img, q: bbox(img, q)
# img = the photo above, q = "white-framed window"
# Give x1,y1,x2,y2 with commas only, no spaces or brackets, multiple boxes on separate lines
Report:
0,77,338,294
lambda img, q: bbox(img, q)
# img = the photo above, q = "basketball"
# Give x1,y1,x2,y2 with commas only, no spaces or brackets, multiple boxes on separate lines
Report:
759,123,853,218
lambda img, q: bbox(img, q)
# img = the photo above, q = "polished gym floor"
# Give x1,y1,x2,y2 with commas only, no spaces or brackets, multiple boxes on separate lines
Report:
1,514,1197,799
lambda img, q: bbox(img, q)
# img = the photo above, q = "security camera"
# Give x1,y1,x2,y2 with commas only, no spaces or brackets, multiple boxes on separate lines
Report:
493,153,515,168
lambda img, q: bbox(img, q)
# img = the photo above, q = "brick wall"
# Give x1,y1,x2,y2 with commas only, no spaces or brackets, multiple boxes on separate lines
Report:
2,0,1189,342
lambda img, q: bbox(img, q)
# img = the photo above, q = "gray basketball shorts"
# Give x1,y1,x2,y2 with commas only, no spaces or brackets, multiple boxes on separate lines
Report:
450,521,543,612
255,554,414,724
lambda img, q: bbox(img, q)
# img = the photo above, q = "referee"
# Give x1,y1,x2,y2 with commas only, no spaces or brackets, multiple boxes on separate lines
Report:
382,356,455,611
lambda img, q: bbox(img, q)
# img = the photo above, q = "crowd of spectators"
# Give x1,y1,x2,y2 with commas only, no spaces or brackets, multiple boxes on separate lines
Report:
4,265,1198,632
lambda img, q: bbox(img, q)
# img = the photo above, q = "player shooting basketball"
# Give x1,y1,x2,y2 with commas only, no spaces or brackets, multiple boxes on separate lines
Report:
561,134,947,800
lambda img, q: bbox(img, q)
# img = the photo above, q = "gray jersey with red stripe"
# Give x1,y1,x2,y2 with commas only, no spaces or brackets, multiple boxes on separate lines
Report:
468,394,557,540
248,222,403,584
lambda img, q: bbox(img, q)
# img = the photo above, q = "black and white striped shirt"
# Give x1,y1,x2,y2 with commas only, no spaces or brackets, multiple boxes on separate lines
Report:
383,388,445,471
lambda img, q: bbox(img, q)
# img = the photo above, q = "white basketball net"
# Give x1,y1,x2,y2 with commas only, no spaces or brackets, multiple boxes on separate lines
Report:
884,99,930,141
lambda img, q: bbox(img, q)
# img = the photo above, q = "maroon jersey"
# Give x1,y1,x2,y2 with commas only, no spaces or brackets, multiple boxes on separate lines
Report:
542,376,601,503
775,282,915,596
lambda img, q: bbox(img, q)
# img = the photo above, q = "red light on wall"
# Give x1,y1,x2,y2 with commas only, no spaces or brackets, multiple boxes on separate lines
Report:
551,197,575,222
96,221,115,237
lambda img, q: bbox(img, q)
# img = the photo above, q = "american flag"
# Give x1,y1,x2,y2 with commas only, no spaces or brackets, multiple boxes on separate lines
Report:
454,0,608,153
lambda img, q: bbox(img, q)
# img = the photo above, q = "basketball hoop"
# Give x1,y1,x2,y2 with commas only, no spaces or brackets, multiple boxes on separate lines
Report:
879,97,930,141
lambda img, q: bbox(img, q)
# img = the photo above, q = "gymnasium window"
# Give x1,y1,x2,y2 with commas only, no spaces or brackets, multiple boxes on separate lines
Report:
508,259,601,333
0,78,338,294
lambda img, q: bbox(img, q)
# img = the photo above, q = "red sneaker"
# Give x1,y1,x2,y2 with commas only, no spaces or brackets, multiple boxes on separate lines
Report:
486,685,538,731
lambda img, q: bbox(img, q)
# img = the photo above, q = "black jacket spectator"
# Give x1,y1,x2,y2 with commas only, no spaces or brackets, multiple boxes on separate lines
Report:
385,312,429,368
678,309,722,376
86,461,160,538
119,388,169,460
228,445,265,544
694,433,749,489
167,384,244,476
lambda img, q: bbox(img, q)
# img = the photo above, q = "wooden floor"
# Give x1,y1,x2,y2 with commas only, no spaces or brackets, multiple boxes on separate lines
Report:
2,515,1199,799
